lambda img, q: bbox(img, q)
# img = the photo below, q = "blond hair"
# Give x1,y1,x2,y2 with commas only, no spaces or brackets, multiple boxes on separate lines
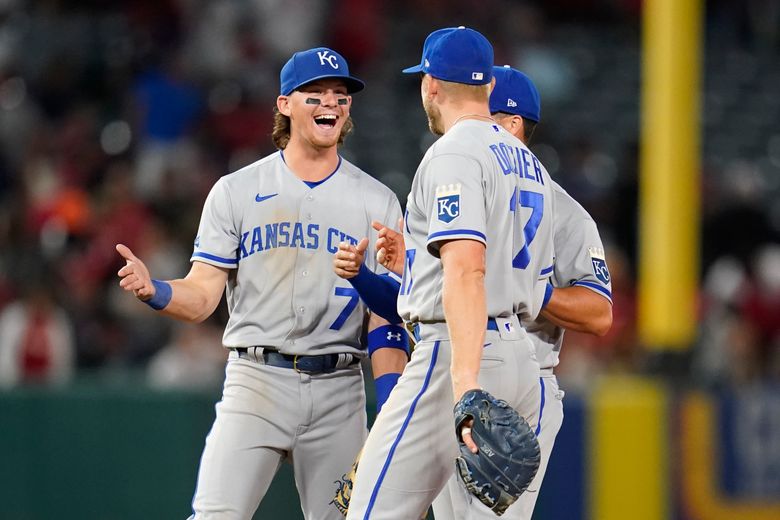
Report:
271,108,354,150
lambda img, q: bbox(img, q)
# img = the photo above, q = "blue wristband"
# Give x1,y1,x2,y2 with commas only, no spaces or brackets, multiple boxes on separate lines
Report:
541,282,554,310
375,372,401,413
348,263,402,323
145,279,173,310
367,324,410,357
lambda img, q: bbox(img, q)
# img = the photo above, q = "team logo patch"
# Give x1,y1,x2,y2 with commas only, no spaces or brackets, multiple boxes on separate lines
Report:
589,247,611,284
436,184,461,223
317,50,339,69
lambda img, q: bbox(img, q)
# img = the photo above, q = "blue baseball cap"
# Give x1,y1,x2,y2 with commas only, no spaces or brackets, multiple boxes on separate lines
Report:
280,47,365,96
402,27,493,85
489,65,541,122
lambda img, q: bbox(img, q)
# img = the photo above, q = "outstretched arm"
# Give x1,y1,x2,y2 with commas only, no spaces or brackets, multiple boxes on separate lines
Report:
116,243,228,323
541,285,612,336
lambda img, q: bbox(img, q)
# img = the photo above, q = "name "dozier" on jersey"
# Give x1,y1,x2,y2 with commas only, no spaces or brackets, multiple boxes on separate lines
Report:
238,222,359,259
488,142,545,185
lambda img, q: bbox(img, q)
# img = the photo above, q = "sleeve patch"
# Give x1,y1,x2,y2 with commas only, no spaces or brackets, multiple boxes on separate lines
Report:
588,247,611,284
435,183,461,223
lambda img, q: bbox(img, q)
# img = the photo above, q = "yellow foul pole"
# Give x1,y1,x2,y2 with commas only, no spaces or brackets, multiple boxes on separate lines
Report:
639,0,703,350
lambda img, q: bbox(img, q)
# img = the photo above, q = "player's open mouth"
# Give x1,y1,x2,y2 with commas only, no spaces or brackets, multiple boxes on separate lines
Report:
314,114,338,129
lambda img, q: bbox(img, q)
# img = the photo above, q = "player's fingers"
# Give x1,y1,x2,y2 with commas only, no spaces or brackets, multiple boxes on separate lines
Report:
376,236,389,251
371,220,388,233
334,258,359,269
118,275,134,289
333,248,352,261
116,243,137,262
123,279,144,294
376,247,387,265
461,427,478,454
333,267,357,279
355,237,369,254
336,240,353,252
128,279,149,293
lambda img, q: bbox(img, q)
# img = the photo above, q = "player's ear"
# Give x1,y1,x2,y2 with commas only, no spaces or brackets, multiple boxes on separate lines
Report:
423,75,438,98
489,76,496,94
277,95,292,116
514,116,525,137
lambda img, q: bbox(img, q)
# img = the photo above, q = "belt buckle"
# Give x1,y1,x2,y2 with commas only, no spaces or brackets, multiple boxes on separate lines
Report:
293,355,316,374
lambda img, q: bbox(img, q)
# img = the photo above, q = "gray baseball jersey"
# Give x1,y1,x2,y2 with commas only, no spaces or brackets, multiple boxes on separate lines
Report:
397,119,555,324
524,180,613,373
348,119,554,520
433,181,612,520
191,150,402,355
187,150,402,520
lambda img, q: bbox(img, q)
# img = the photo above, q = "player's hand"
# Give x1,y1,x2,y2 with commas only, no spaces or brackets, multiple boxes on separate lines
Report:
333,238,369,279
453,379,481,454
459,418,478,454
373,218,405,276
116,243,155,301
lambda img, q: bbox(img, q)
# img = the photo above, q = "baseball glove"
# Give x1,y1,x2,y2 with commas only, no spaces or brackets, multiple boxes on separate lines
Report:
454,389,541,516
332,447,362,516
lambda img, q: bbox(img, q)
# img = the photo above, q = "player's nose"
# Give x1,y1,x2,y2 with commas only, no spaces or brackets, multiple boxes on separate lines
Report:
319,90,340,108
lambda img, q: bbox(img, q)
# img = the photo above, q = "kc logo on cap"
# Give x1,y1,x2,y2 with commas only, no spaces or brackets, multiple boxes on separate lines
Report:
317,50,340,70
402,27,494,86
489,65,541,122
280,47,365,96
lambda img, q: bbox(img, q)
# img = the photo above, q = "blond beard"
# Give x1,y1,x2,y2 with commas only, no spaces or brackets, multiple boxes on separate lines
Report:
422,96,444,136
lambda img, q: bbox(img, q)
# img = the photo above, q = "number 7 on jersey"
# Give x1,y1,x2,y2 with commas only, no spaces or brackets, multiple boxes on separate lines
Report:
510,188,543,270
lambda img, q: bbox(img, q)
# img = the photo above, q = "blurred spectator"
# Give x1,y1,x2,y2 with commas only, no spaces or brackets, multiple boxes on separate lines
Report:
0,275,75,388
0,0,774,386
557,244,638,389
695,244,780,386
740,244,780,371
251,0,326,61
146,320,227,390
131,52,203,200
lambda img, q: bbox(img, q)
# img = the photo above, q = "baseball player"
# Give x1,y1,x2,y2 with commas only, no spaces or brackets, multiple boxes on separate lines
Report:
430,66,614,520
115,47,405,520
343,27,555,520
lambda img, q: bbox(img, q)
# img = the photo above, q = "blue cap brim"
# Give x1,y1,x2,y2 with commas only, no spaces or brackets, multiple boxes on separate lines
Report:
402,64,424,74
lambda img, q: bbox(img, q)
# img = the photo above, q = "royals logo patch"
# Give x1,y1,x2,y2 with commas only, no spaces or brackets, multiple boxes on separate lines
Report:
436,184,461,223
588,247,611,284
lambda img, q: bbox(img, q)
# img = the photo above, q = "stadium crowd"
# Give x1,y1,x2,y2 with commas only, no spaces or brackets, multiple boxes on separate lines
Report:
0,0,777,389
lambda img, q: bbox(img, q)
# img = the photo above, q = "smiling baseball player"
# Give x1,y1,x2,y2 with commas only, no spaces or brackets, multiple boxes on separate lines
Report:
116,47,404,520
343,28,555,520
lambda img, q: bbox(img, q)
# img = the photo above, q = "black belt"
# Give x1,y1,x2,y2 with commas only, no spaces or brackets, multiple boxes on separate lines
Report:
234,348,359,374
412,318,499,343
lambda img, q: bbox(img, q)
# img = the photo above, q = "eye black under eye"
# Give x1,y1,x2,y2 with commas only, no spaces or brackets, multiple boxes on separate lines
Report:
337,98,348,105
